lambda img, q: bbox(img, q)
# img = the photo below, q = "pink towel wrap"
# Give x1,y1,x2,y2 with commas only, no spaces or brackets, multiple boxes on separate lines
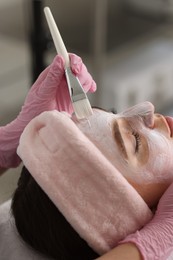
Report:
17,110,153,255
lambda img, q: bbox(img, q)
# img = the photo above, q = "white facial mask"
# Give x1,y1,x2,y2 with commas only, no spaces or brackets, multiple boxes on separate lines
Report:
73,102,173,184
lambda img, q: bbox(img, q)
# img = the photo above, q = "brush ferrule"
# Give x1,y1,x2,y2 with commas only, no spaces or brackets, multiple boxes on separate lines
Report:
65,67,86,101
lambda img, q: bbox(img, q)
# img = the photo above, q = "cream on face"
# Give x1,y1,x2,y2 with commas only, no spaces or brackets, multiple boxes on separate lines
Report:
72,102,173,185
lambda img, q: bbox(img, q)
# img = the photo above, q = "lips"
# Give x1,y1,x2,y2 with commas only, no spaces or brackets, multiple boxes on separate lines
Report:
165,116,173,137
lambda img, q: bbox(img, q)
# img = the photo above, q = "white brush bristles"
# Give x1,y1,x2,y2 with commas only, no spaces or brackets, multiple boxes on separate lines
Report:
72,99,93,120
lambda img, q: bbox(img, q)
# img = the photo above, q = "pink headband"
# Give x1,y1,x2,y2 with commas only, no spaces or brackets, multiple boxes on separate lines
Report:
17,110,152,255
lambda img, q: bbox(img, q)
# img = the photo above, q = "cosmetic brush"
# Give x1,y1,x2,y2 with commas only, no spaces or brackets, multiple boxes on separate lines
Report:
44,7,93,120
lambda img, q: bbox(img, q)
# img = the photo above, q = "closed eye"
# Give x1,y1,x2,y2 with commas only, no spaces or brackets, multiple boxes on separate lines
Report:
132,131,141,153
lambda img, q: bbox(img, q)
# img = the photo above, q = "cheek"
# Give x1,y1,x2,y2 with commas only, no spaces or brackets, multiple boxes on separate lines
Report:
119,132,173,185
141,133,173,182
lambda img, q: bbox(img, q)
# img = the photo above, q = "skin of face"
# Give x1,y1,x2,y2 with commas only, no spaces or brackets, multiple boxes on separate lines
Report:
72,101,173,207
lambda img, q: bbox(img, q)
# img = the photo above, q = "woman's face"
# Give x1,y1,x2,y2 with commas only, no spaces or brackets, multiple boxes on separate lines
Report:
72,102,173,206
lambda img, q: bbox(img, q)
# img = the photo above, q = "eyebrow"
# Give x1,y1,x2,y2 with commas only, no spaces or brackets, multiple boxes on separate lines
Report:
112,120,128,160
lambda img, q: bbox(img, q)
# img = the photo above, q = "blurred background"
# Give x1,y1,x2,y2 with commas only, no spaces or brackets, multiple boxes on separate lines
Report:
1,0,173,203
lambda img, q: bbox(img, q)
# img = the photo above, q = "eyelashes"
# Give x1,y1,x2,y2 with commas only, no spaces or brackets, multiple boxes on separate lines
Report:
132,131,141,153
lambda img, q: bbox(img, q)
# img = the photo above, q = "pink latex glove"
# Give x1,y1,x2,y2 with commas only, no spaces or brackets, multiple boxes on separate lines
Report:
120,182,173,260
0,53,96,169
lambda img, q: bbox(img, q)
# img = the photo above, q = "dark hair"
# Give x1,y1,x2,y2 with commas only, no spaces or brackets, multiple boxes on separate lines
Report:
11,166,99,260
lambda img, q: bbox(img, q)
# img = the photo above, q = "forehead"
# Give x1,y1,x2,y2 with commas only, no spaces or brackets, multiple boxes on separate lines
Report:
93,102,152,115
88,109,131,129
91,102,155,124
91,108,135,122
88,108,117,125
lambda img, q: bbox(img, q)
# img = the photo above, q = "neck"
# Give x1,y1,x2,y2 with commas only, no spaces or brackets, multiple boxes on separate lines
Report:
128,180,169,208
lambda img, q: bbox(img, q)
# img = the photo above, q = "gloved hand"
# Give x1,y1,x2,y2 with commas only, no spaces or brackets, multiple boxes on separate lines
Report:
120,181,173,260
0,53,96,169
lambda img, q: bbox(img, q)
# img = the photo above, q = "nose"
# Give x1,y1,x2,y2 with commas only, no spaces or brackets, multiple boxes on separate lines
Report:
153,114,171,136
121,101,155,128
140,104,155,128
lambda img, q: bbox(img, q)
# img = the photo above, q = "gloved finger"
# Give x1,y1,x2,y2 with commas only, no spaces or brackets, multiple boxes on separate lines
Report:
70,53,97,93
82,78,97,93
77,65,97,93
69,53,82,74
89,80,97,93
39,55,65,97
